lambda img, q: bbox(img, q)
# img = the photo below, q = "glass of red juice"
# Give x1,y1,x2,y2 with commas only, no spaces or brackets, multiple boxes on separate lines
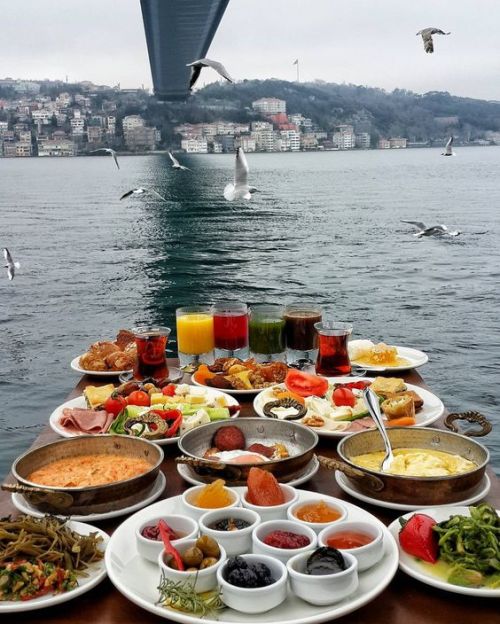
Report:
212,303,249,359
132,326,170,382
315,321,352,376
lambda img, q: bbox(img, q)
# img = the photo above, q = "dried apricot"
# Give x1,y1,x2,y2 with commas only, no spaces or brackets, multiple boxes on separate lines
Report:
246,467,285,506
192,479,233,509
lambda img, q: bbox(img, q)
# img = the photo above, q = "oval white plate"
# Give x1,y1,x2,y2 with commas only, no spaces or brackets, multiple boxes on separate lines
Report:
71,355,133,377
105,487,398,624
253,377,444,438
177,455,320,488
336,471,491,511
11,472,166,522
349,341,428,372
49,389,240,446
388,506,500,597
0,520,109,613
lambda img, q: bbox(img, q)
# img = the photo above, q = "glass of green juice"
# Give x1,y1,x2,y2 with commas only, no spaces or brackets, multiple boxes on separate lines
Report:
249,304,286,362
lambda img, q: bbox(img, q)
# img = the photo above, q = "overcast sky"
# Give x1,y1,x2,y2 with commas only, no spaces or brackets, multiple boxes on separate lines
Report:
1,0,499,100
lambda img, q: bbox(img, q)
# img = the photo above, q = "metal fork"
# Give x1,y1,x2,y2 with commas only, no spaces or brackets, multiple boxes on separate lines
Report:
363,387,395,471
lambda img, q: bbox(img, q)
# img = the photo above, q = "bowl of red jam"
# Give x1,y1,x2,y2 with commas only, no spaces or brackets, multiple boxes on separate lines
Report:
318,520,384,571
135,514,198,563
252,519,317,564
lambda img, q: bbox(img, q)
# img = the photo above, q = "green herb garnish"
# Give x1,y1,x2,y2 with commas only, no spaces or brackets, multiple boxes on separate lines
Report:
157,573,224,617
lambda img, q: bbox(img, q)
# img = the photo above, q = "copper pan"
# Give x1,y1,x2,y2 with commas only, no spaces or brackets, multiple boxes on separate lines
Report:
8,435,163,515
177,418,318,485
320,421,490,506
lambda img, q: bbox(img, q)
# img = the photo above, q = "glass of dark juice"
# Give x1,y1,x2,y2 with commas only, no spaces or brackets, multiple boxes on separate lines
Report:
284,305,322,365
315,321,352,376
132,326,170,382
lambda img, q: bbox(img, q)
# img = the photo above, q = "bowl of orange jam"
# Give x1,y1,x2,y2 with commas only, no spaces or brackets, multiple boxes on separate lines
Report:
287,499,347,533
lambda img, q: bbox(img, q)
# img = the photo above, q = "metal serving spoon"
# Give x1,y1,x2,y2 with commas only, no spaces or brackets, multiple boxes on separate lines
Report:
363,387,395,471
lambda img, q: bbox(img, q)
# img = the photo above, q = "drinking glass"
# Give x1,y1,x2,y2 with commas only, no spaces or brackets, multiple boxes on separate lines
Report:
315,321,352,376
176,306,214,369
213,303,249,359
284,305,322,365
249,304,286,362
132,326,170,382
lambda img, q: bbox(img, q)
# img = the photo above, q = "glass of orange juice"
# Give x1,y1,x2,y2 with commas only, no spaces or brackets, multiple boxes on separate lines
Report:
176,306,215,370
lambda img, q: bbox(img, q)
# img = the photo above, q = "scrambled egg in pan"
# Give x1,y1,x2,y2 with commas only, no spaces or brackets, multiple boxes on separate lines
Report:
351,448,476,477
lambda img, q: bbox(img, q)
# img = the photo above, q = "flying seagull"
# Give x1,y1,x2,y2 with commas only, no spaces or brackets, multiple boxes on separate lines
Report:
120,188,167,201
401,221,461,238
3,248,20,281
186,58,234,90
168,151,191,171
224,147,257,202
442,136,454,156
91,148,120,169
416,28,451,53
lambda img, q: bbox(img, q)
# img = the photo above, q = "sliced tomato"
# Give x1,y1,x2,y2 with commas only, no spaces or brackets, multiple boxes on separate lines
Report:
161,384,177,396
127,390,150,406
333,387,356,407
285,369,329,398
341,381,370,390
104,394,127,416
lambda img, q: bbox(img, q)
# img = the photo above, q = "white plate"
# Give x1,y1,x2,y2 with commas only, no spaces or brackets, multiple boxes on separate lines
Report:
0,520,109,613
336,471,492,511
177,455,320,488
71,355,132,377
11,472,166,521
349,341,428,372
49,389,241,446
253,377,444,438
105,487,399,624
388,506,500,597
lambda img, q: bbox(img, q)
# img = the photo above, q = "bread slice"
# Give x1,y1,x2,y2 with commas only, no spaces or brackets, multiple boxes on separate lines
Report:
370,377,407,395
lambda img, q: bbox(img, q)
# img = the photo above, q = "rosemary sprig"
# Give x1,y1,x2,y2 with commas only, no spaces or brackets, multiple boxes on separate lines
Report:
157,572,225,618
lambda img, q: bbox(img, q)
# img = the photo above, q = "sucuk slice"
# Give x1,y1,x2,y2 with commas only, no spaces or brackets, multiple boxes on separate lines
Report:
246,467,285,506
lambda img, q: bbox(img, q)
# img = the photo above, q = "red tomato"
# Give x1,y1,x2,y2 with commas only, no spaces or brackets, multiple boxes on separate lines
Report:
103,394,127,416
342,381,370,390
285,370,329,398
127,390,150,407
333,387,356,407
399,513,439,563
162,384,177,397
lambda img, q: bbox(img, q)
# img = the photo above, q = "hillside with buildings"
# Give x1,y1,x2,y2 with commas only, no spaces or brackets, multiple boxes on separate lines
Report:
1,77,500,158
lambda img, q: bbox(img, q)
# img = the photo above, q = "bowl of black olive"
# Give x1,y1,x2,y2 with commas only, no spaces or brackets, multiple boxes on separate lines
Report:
217,554,288,614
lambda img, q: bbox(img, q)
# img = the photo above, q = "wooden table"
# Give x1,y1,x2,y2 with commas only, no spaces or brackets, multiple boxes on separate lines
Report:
2,366,499,624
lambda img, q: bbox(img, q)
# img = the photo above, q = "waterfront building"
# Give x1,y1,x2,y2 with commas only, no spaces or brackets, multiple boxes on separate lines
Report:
279,129,301,151
251,129,276,152
38,137,76,156
355,132,371,148
236,136,256,152
389,137,407,148
332,124,356,149
87,125,103,144
252,97,286,115
16,141,32,157
181,137,208,153
220,135,235,152
124,125,157,151
301,133,318,150
2,139,17,157
378,138,391,149
211,141,223,153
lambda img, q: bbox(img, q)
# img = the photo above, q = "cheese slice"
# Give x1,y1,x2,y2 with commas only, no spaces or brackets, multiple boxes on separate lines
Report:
83,384,115,409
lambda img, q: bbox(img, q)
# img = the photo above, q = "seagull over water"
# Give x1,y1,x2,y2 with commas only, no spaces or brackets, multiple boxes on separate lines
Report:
3,248,20,281
416,27,451,53
442,136,455,156
91,148,120,169
168,151,191,171
186,58,234,90
120,188,167,201
401,221,461,238
224,147,256,202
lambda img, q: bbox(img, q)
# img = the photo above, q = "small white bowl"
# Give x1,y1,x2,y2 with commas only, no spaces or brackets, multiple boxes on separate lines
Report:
318,521,384,571
181,484,240,521
135,514,198,564
217,554,288,614
158,538,227,594
252,519,317,564
199,508,260,556
287,498,348,533
287,549,358,606
241,484,298,521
